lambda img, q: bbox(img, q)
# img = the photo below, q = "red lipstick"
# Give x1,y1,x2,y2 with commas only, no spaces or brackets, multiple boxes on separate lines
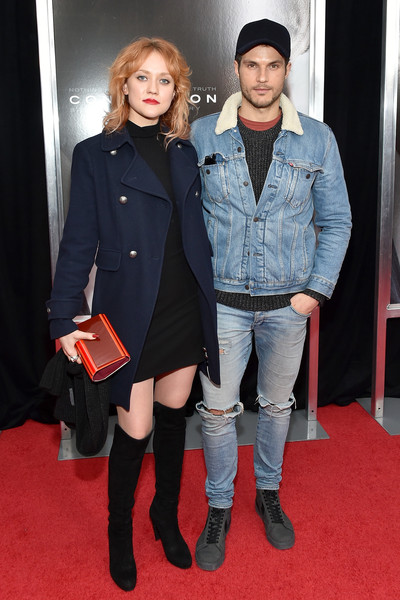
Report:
143,99,160,105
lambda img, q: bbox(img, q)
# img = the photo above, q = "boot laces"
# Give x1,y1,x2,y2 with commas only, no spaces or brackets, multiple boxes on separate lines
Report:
261,490,285,524
206,507,226,543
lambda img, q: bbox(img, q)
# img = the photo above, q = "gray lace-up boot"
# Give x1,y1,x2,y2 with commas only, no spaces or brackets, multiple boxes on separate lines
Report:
195,506,231,571
255,489,294,549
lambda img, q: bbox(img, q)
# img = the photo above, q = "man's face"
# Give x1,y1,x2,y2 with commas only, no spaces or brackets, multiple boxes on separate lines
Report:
235,45,291,114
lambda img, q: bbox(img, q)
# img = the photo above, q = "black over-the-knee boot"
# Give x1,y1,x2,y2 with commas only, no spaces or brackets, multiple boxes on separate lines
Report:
149,402,192,568
108,423,151,591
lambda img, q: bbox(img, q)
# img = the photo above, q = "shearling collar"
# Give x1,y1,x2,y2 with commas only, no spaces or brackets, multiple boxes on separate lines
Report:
215,92,303,136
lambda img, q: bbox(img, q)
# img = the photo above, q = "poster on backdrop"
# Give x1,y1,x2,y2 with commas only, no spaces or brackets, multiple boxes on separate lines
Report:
50,0,311,312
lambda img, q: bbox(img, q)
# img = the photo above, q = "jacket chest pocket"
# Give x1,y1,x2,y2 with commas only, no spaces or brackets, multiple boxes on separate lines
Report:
200,153,229,203
284,160,322,208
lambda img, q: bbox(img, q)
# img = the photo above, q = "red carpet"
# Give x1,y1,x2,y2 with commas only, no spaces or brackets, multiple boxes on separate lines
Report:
1,402,399,600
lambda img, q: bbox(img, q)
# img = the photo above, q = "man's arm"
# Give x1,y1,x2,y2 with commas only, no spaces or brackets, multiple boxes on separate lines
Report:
307,127,352,298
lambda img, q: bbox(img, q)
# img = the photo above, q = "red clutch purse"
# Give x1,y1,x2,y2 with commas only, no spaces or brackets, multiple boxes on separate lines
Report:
75,314,130,382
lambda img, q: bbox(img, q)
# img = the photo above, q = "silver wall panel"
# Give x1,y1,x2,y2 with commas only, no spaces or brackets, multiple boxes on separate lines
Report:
372,0,400,416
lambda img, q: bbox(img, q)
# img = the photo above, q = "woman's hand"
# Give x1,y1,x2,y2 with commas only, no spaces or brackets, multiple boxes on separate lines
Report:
59,330,99,364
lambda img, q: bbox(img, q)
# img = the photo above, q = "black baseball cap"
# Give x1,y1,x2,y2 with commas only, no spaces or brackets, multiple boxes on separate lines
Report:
235,18,291,60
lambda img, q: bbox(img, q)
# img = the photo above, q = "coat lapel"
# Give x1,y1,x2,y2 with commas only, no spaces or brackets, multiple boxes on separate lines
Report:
101,128,198,203
168,138,199,207
101,127,169,200
121,153,170,200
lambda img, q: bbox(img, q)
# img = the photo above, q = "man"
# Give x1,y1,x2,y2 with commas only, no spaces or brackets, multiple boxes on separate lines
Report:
191,18,351,571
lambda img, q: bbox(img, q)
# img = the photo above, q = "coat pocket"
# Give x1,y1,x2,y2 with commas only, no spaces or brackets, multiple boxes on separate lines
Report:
95,248,121,271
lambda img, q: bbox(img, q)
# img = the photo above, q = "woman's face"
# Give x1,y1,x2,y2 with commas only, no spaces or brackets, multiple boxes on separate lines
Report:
122,51,175,126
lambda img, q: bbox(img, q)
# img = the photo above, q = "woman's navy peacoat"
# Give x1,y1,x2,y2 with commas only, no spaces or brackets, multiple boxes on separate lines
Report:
46,127,220,408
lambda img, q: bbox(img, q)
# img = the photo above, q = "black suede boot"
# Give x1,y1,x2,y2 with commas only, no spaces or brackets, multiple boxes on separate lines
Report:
108,424,151,591
149,403,192,568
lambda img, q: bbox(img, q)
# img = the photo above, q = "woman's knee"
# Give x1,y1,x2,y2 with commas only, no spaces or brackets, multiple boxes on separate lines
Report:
117,416,153,440
117,393,153,439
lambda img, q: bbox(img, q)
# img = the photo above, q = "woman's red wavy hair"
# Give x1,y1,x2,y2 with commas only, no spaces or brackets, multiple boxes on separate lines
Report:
103,37,194,145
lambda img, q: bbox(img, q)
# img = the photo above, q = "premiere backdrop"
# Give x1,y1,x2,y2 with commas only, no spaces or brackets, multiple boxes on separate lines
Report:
41,0,316,316
50,0,312,241
2,0,399,430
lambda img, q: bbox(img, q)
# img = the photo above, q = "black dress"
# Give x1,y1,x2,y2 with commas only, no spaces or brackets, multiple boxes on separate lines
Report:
126,120,204,382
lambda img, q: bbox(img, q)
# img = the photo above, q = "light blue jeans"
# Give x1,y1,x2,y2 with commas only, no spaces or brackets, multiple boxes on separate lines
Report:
197,303,309,508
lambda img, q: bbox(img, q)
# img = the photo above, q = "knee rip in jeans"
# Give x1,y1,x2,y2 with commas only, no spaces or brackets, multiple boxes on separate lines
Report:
196,401,244,417
256,394,296,415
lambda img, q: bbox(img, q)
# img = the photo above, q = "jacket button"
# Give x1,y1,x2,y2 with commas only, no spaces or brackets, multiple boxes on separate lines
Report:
177,143,182,149
306,173,311,179
195,190,199,197
245,284,249,290
206,169,210,174
119,196,128,204
237,147,242,152
110,150,117,155
253,217,259,222
46,307,51,313
129,250,137,258
243,181,249,186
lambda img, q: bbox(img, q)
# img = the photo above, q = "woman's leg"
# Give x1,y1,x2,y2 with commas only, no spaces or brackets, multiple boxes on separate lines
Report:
108,380,154,591
153,364,198,408
117,378,155,438
149,365,197,568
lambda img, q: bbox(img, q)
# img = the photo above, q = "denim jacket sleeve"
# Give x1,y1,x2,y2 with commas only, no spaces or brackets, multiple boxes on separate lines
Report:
307,126,352,298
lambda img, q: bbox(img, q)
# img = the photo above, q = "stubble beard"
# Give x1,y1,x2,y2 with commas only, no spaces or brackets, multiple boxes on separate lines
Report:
241,86,281,111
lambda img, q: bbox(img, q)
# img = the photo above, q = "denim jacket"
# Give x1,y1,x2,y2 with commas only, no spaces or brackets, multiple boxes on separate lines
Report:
191,92,352,298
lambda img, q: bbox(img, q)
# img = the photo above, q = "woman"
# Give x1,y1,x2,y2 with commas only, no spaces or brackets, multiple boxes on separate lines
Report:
46,37,220,592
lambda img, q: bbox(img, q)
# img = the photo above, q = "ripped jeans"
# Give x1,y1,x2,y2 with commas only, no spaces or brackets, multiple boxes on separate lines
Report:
197,303,308,508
